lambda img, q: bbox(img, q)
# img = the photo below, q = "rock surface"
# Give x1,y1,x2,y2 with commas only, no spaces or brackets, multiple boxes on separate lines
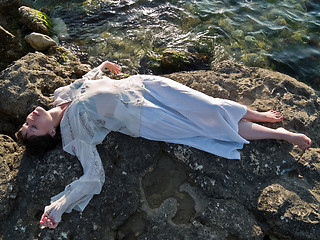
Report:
0,1,31,71
18,6,52,35
25,32,56,51
0,53,319,240
0,25,22,71
0,3,57,71
0,135,21,221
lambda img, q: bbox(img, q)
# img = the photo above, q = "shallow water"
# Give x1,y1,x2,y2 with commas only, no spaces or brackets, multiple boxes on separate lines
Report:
30,0,320,88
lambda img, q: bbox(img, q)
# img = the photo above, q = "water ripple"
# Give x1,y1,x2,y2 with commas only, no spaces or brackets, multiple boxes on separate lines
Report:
35,0,320,88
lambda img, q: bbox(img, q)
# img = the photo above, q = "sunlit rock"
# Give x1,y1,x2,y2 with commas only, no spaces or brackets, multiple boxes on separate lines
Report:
25,32,56,51
18,6,52,35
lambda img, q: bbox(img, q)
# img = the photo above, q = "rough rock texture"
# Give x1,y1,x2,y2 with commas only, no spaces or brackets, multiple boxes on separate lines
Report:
0,54,319,240
0,135,21,221
140,48,211,75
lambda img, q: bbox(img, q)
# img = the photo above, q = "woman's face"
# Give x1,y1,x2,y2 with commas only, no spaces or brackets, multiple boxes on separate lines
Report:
21,107,56,138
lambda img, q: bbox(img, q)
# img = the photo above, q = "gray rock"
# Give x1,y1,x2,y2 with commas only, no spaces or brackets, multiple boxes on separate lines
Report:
258,183,320,239
0,56,319,240
25,32,56,51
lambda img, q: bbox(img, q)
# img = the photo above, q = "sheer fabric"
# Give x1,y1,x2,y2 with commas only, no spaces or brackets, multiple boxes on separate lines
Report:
140,75,249,159
47,68,145,223
46,68,248,223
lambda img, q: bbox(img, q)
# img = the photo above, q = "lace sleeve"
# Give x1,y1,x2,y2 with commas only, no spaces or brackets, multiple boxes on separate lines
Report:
44,140,105,223
82,67,103,81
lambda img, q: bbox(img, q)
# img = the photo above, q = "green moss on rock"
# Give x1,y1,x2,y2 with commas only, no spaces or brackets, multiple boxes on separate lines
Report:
56,49,77,65
18,6,53,36
35,10,52,34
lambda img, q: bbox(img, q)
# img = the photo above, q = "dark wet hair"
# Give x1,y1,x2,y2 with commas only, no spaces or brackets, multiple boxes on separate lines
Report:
15,126,61,156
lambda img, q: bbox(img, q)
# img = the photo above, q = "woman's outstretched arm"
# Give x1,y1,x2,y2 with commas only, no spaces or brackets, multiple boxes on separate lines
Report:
40,140,105,229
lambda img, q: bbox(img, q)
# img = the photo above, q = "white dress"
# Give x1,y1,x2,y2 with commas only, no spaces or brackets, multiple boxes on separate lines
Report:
45,68,249,224
140,75,249,160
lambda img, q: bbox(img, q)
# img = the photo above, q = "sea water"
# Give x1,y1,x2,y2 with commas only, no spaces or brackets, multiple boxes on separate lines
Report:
30,0,320,89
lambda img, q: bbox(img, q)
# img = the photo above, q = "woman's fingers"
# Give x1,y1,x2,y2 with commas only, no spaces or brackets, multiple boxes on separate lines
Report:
40,214,46,224
47,220,54,228
106,61,121,74
110,64,121,74
40,215,59,229
99,61,121,74
40,213,48,226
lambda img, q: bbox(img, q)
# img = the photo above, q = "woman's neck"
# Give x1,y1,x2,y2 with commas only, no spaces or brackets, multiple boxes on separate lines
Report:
48,102,72,128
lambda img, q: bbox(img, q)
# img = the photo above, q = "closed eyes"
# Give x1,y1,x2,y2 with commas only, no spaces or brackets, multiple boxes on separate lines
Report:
24,122,37,130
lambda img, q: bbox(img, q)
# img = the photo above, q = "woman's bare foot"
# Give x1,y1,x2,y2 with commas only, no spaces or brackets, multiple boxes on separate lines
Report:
243,109,284,123
276,127,312,150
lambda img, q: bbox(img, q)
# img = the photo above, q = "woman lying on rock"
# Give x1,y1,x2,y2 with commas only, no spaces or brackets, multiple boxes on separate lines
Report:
16,60,311,229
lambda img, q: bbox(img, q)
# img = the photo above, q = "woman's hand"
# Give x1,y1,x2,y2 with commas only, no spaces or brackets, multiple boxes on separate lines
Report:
40,199,65,229
98,61,121,74
40,213,59,229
